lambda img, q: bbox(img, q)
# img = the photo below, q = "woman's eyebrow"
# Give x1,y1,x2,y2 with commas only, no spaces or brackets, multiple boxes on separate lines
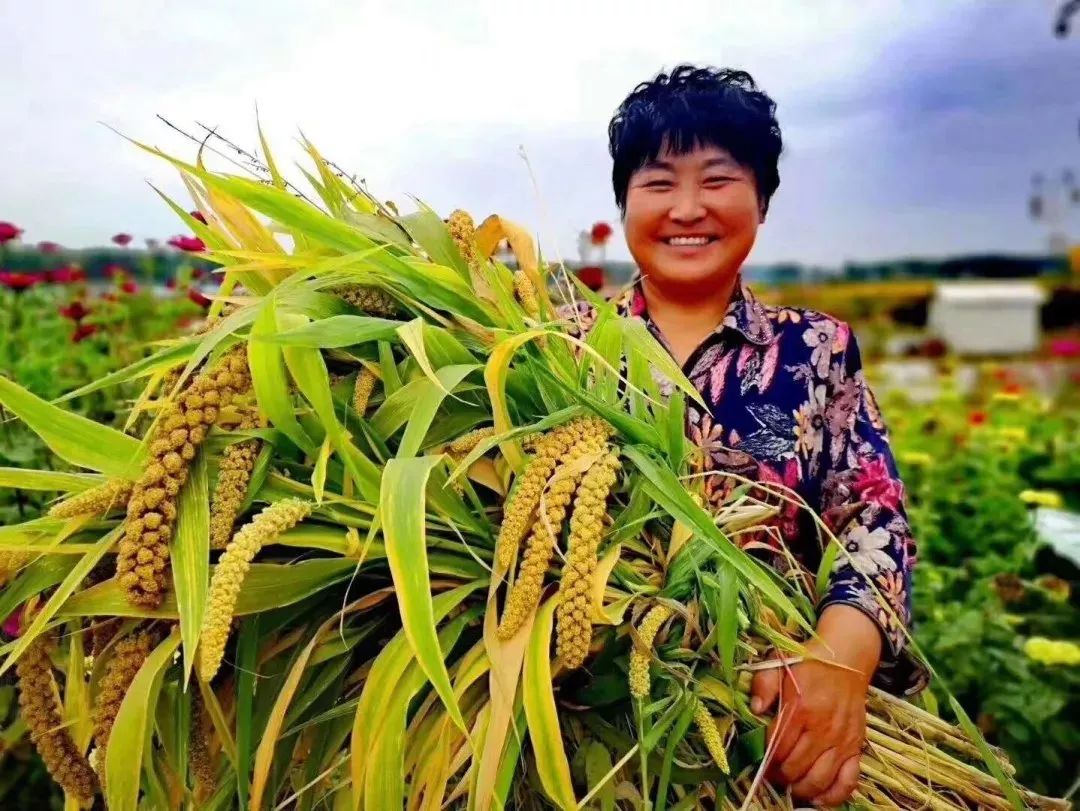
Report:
640,159,675,171
702,157,739,170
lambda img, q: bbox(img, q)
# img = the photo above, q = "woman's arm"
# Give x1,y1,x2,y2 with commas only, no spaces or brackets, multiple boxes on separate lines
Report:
752,327,924,806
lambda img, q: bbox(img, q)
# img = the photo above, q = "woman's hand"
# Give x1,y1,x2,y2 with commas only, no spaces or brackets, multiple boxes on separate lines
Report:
749,605,882,807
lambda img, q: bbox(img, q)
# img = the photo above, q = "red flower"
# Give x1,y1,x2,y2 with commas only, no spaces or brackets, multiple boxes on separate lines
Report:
188,287,212,308
59,300,91,321
590,221,614,245
121,280,138,295
105,264,126,279
38,240,61,254
165,277,177,290
576,265,605,291
969,410,988,426
0,222,23,244
1003,382,1024,395
100,292,119,303
0,271,46,290
167,235,206,252
72,323,99,342
192,267,204,279
851,455,905,512
190,210,207,224
112,233,133,247
48,265,86,284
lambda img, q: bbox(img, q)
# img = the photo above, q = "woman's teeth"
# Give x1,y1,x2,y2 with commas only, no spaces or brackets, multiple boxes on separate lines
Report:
665,236,711,246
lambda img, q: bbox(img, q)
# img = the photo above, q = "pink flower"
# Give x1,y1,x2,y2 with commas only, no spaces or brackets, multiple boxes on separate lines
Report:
851,455,904,512
48,265,86,284
112,233,133,247
0,222,23,244
0,271,46,290
105,264,125,279
1049,338,1080,358
38,240,61,254
188,287,211,308
167,235,206,252
72,323,99,342
59,300,91,321
2,607,23,637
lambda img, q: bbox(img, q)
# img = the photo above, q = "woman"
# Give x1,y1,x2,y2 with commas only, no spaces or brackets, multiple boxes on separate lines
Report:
573,65,926,807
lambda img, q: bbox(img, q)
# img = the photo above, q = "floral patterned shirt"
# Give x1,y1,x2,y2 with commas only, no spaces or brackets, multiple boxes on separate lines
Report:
566,278,927,695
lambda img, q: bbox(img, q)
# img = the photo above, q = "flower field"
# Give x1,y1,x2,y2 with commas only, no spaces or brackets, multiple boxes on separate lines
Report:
0,140,1077,809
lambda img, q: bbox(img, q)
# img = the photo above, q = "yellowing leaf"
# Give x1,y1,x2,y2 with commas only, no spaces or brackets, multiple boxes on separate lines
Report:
522,599,576,810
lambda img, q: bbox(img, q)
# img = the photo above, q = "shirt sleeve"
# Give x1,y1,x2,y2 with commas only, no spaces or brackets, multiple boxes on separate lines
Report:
816,330,929,695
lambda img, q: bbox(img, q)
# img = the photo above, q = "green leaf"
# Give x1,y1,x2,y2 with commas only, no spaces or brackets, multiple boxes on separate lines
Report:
53,341,196,404
174,453,210,685
258,315,401,348
235,617,259,810
104,631,182,811
523,599,577,810
249,300,318,455
59,559,357,618
198,171,377,255
0,376,143,478
0,468,104,492
583,741,616,811
623,445,809,634
349,583,480,810
363,607,480,811
380,456,469,736
618,319,707,410
396,366,478,458
0,529,118,676
311,436,332,504
0,556,78,624
399,202,470,280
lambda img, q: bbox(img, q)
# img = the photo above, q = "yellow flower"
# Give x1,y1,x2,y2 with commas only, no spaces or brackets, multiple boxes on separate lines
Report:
555,452,620,669
119,346,251,609
495,417,609,570
498,421,612,640
48,478,133,519
628,604,673,699
1024,637,1080,666
1018,489,1063,509
513,270,539,318
333,285,399,317
898,451,933,468
199,499,312,681
996,427,1028,443
17,634,99,805
693,697,731,774
93,630,157,754
352,369,379,416
209,420,261,550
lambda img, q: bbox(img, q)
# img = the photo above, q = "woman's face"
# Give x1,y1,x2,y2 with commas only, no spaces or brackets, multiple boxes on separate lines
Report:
623,143,762,295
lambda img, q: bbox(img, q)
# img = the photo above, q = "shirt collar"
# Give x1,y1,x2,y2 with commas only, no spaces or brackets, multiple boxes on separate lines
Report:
614,275,776,347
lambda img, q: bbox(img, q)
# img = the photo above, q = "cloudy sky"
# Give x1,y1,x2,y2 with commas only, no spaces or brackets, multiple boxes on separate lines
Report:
2,0,1077,266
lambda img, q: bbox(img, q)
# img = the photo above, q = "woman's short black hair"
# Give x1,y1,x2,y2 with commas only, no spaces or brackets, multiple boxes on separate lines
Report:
608,65,783,215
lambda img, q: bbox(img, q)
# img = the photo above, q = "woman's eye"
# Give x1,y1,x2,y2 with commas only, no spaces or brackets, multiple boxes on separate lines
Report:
643,180,672,189
704,176,733,185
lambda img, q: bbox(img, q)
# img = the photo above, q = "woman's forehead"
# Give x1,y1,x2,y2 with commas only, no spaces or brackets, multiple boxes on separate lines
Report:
644,142,740,170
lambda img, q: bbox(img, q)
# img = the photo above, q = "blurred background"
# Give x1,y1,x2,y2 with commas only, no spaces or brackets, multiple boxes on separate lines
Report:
1,0,1078,805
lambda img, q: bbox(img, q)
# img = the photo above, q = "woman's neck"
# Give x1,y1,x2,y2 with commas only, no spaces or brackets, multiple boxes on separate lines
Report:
639,275,739,366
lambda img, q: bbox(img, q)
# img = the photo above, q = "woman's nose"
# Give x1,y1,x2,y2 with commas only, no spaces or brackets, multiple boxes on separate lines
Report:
668,185,706,222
